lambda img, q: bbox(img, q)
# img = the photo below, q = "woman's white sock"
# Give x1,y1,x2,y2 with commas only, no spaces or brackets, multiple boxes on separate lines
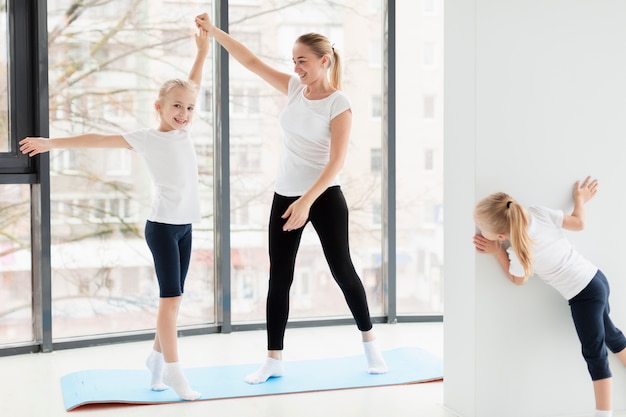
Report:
244,357,284,384
363,340,388,374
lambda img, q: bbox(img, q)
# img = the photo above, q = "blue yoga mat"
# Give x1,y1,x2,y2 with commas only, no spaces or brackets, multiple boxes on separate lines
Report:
61,347,443,411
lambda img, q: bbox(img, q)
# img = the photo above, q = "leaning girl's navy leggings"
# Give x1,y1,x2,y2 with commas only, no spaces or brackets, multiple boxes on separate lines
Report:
569,270,626,380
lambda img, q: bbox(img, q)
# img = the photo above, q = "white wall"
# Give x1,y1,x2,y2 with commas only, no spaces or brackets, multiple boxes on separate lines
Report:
444,1,626,416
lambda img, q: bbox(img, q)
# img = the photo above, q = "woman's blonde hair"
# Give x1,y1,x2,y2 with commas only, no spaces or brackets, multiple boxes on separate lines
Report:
296,33,342,90
474,192,534,277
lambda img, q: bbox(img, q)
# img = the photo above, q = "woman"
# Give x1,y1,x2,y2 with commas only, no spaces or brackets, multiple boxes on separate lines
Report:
195,13,387,384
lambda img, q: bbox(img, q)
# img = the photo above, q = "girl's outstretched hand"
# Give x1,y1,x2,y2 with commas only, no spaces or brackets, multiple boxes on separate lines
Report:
195,27,209,56
573,176,598,204
19,137,52,156
473,233,500,256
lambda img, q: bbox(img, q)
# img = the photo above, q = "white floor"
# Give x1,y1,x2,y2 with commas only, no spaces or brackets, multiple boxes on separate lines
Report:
4,322,625,417
0,322,456,417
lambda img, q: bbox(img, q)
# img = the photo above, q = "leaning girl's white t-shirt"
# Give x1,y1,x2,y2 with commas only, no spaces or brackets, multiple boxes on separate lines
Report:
122,128,201,225
274,75,351,197
507,205,597,300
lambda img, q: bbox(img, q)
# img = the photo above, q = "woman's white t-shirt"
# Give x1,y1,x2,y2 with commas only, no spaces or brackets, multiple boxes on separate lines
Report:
507,205,597,300
274,76,351,197
122,128,201,225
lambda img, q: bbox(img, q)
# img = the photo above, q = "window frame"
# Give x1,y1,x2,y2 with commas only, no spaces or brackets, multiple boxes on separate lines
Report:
0,0,41,180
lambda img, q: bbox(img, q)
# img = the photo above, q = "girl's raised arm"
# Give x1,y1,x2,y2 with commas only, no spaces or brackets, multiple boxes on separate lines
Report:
563,176,598,231
195,13,291,94
189,28,210,87
19,134,130,157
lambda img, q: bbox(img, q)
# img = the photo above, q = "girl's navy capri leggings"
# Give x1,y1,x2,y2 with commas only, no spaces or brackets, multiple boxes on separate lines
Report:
569,269,626,381
144,220,192,298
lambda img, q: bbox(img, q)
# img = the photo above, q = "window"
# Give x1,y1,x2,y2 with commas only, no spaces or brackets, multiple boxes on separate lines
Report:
46,0,216,339
369,40,381,68
371,94,382,119
0,184,32,345
201,88,213,115
232,143,262,173
371,147,382,173
229,0,384,323
396,0,444,315
0,5,6,154
372,200,381,226
424,148,435,171
424,0,437,15
0,0,445,354
424,42,437,69
231,87,260,117
0,0,35,172
369,0,381,14
50,150,77,174
231,197,251,227
424,95,435,119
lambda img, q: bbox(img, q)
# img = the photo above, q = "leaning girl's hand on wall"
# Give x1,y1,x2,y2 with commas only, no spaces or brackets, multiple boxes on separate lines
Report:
472,233,500,256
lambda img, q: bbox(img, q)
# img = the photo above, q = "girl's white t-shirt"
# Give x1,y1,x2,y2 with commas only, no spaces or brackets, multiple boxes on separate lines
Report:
507,205,597,300
122,128,201,225
274,75,351,197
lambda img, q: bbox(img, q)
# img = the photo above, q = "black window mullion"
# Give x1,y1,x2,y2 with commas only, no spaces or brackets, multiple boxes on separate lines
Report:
214,0,231,333
383,0,397,323
11,0,52,352
3,0,38,173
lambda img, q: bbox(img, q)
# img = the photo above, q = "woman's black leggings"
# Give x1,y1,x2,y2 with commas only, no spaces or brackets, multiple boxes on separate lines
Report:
266,186,373,350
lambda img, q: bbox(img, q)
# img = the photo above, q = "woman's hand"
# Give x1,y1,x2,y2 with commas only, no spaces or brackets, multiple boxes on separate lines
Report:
195,13,214,34
281,198,312,232
19,137,52,156
472,233,500,256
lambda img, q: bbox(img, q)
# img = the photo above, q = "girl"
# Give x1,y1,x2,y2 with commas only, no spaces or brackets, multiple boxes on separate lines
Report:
473,176,626,417
194,13,387,384
19,26,210,401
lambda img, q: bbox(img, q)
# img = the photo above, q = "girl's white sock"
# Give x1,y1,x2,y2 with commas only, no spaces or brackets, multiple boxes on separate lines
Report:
163,362,201,401
363,340,388,374
145,349,168,391
244,357,284,384
595,410,612,417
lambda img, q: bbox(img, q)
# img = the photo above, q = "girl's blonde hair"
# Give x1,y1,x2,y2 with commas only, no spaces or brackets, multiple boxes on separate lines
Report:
474,192,534,277
296,33,342,90
157,78,199,101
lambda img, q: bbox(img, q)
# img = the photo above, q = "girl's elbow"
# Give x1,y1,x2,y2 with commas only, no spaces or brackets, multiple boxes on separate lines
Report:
512,275,528,286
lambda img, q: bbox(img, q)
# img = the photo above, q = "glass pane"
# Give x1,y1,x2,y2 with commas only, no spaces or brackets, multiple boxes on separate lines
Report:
0,1,7,152
229,1,384,323
0,185,32,345
47,0,214,339
396,0,444,314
